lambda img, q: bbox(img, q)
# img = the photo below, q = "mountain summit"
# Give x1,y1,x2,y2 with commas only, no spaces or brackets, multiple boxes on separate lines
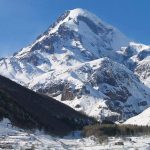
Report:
0,8,150,122
16,8,129,57
0,8,129,83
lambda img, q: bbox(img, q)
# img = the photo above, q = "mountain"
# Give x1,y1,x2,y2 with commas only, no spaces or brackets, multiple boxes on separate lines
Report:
0,8,150,122
124,107,150,126
0,8,129,84
0,75,94,135
117,42,150,87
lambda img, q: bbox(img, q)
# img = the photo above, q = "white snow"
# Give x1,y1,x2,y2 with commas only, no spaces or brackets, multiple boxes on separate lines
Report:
0,119,150,149
124,107,150,126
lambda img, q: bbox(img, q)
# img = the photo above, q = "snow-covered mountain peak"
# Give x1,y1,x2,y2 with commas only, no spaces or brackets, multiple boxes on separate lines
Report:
67,8,105,25
47,8,110,34
1,8,150,122
15,8,129,60
69,8,95,17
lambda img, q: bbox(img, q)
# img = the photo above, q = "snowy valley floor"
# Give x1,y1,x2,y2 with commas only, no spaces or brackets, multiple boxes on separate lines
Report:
0,120,150,150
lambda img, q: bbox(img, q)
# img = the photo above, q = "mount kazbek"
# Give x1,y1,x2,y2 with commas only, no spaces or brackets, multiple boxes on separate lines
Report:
1,8,150,122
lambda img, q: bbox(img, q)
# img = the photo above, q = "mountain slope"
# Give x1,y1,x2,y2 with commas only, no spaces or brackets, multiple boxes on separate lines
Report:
118,42,150,87
29,57,150,121
0,75,94,135
124,107,150,126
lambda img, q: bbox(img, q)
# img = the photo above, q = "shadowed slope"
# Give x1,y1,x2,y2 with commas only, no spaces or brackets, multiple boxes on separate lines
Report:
0,75,94,135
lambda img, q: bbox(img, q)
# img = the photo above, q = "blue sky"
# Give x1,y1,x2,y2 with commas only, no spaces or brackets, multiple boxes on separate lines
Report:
0,0,150,56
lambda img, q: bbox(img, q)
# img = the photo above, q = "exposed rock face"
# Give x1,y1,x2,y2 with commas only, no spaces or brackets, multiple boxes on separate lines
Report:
103,86,131,102
134,59,150,87
61,84,75,101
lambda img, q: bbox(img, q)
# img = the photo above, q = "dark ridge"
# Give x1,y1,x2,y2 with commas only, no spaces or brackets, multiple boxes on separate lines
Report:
0,75,95,135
